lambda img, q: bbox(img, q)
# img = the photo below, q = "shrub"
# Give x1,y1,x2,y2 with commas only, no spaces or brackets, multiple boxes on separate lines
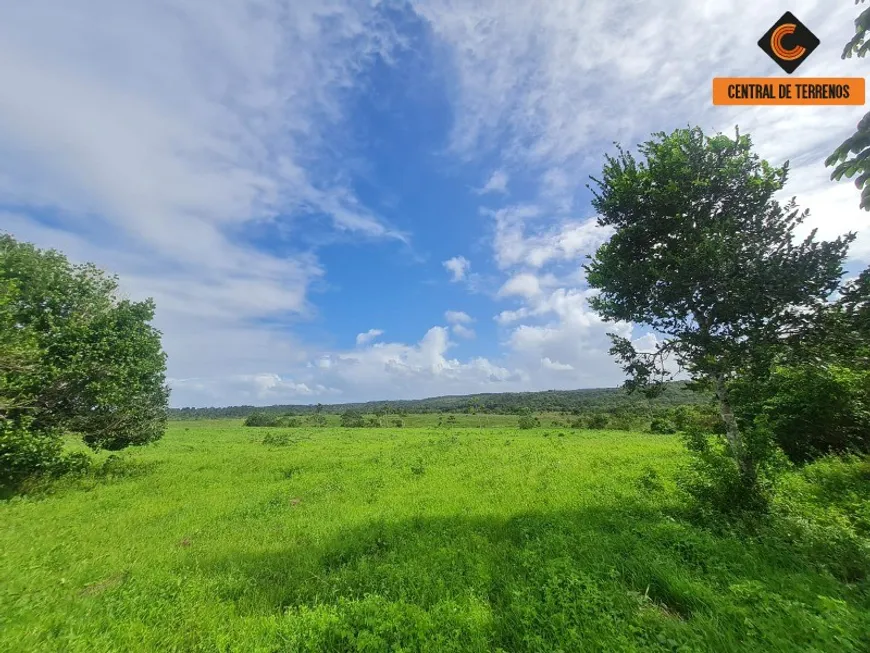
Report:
54,451,92,477
636,466,664,494
649,418,677,434
308,414,328,427
518,414,539,429
772,455,870,581
0,418,63,488
262,432,293,447
245,412,277,427
740,364,870,464
339,410,365,428
587,414,609,429
676,425,786,519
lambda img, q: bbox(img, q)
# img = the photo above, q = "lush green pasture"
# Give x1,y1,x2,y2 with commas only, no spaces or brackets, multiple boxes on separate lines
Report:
1,421,868,652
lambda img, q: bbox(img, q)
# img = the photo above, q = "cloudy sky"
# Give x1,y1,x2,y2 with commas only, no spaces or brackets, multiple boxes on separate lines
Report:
1,0,867,407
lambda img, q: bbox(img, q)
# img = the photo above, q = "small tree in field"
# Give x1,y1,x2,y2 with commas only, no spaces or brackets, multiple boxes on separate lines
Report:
1,234,169,487
586,127,854,492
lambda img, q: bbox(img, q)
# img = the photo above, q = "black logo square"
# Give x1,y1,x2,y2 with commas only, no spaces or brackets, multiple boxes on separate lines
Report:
758,12,820,74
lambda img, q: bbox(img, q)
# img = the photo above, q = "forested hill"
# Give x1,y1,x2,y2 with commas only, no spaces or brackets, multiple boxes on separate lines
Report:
168,382,712,420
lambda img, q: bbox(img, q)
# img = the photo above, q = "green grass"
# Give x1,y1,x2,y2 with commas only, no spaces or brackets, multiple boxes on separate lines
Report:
1,421,868,652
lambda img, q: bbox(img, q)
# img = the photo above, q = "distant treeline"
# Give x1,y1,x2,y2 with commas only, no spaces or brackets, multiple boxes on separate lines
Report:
169,382,713,420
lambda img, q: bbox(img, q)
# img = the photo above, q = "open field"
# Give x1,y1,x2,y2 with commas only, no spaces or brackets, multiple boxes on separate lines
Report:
1,420,869,652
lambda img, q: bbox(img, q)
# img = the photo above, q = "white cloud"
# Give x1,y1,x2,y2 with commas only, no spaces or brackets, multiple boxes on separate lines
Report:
541,357,573,371
9,1,868,407
445,310,474,324
411,0,870,399
169,373,342,407
498,272,543,299
443,255,471,282
416,0,870,268
356,328,385,345
451,323,476,339
475,169,509,195
305,327,524,398
0,0,414,408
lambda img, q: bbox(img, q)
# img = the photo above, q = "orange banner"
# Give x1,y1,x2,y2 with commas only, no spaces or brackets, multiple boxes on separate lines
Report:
712,77,865,105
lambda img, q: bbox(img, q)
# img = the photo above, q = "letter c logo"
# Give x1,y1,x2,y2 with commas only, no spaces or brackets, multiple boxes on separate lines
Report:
770,24,805,61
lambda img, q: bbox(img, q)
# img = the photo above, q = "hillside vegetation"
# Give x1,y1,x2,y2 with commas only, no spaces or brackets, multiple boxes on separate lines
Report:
168,382,711,419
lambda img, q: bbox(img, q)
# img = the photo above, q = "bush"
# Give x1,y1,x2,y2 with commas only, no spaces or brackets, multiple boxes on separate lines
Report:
262,432,293,447
742,364,870,464
670,405,725,435
649,417,677,434
676,425,786,519
771,455,870,581
340,410,365,428
517,414,539,429
587,414,609,429
54,451,92,477
308,414,328,427
0,418,63,488
245,412,277,427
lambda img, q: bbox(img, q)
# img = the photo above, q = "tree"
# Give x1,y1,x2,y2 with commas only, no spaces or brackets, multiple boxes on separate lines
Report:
826,0,870,209
0,234,169,470
586,127,854,484
0,278,38,415
308,413,327,427
340,410,365,428
374,404,388,427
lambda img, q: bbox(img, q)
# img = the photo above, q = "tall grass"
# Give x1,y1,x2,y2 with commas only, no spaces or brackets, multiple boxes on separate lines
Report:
1,421,867,652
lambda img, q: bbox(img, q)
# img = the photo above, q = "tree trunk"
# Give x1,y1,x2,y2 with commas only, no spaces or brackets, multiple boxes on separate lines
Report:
713,374,755,481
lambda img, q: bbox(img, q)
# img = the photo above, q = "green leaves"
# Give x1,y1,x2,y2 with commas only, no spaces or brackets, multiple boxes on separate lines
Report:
0,234,169,481
587,126,853,384
587,126,854,498
829,2,870,209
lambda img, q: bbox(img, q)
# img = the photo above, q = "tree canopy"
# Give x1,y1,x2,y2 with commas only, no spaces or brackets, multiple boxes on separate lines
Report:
586,126,854,480
1,234,169,487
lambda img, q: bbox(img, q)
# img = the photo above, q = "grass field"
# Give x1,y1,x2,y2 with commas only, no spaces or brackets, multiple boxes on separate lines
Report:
1,420,868,652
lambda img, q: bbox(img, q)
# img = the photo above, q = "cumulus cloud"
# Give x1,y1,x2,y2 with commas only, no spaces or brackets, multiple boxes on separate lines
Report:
541,357,574,371
443,255,471,282
451,323,476,339
445,310,473,324
302,327,524,399
498,273,543,299
356,328,385,345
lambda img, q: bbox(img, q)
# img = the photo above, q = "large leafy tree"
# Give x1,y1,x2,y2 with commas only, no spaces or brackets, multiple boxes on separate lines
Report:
826,0,870,209
586,127,854,481
0,234,169,455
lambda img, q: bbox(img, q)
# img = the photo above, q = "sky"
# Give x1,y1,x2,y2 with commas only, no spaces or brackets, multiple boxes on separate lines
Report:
1,0,868,408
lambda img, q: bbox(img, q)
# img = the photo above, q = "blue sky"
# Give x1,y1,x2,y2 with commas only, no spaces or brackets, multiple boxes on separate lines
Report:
1,0,868,407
